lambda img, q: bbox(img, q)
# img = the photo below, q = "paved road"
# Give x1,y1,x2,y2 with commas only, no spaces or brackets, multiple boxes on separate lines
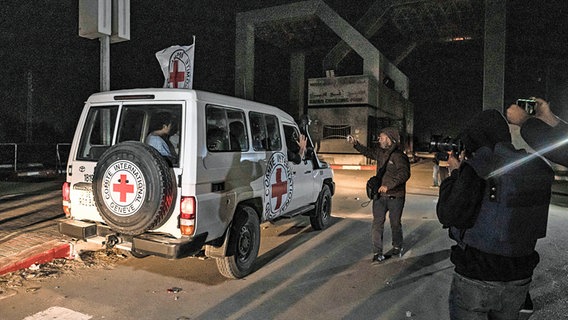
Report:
0,165,567,319
0,192,454,319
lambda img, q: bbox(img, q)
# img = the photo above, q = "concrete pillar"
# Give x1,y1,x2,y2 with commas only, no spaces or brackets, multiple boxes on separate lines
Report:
290,52,306,118
483,0,507,111
235,16,255,100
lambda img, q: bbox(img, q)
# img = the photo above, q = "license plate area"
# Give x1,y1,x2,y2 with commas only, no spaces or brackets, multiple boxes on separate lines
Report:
74,182,95,207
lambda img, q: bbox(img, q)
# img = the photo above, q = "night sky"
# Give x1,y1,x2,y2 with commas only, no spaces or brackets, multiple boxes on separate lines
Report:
1,0,567,148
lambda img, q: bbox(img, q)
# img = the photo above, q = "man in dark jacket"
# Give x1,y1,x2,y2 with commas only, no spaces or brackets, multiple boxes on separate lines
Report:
350,127,410,263
437,110,554,319
506,97,567,315
506,97,568,167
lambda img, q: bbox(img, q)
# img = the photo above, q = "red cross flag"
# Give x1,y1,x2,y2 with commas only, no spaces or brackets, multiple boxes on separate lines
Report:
155,38,195,89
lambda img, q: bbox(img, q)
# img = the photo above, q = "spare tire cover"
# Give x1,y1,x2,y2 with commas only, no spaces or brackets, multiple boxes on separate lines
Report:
92,141,177,235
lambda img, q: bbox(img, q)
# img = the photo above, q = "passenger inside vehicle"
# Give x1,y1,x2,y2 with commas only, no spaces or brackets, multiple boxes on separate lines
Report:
207,127,229,151
284,126,307,164
145,112,178,165
229,121,247,151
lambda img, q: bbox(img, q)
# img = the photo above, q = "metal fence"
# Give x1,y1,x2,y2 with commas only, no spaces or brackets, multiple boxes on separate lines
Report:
0,143,70,175
322,124,351,140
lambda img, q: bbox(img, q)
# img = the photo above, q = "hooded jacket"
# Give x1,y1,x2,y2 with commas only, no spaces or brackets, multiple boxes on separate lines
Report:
353,127,410,197
437,110,553,281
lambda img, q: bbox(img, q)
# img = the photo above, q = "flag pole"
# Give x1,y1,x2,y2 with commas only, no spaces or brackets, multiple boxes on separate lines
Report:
190,35,196,88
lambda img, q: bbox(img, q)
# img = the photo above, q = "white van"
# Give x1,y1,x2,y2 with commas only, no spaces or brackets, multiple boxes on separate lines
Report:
59,89,335,278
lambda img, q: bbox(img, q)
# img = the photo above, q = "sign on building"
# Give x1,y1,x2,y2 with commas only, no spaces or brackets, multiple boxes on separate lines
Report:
308,75,377,108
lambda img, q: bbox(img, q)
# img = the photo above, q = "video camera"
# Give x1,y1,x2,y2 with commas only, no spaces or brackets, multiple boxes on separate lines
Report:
429,135,464,161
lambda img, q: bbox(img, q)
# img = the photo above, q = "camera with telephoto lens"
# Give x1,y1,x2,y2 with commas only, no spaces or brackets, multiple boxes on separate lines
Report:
516,99,537,115
429,135,464,161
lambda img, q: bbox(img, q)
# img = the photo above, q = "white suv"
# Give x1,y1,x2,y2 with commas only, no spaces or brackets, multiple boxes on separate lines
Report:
59,89,334,278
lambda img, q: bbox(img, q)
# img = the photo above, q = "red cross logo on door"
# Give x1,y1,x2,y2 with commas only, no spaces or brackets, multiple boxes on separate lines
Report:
113,174,134,203
271,168,288,210
263,153,293,219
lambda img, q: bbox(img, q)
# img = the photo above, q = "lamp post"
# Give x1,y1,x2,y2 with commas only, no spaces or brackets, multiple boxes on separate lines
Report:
78,0,130,92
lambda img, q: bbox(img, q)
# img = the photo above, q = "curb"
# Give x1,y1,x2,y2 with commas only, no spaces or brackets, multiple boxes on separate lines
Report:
330,161,423,171
0,241,73,276
330,164,376,170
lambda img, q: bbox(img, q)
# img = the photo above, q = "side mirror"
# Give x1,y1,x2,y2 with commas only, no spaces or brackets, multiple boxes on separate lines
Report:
305,147,314,160
303,147,316,166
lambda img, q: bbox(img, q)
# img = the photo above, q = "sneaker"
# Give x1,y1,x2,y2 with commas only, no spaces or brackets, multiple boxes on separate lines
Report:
392,247,403,257
372,254,386,264
520,293,534,315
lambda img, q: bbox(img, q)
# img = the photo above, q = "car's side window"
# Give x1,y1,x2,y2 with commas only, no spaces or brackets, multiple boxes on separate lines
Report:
250,112,266,151
77,106,118,161
250,112,281,152
284,124,305,164
266,115,281,151
206,105,248,152
227,110,248,151
117,108,146,142
284,125,300,153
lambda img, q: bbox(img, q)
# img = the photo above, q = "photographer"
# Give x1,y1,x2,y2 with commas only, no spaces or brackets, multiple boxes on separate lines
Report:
506,97,568,167
437,110,554,319
507,98,568,315
349,127,410,264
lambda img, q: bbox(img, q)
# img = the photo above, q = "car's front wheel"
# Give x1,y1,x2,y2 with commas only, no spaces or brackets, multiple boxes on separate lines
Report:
310,184,332,230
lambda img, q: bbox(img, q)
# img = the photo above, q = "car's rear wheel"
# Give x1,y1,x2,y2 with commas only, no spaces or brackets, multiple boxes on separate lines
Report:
216,206,260,279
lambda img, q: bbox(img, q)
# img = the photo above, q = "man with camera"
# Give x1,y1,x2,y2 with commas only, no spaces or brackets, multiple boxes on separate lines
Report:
349,127,410,264
507,98,568,315
506,97,568,167
436,110,554,319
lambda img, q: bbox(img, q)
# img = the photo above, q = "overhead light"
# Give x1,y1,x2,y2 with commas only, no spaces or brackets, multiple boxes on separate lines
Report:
445,36,473,42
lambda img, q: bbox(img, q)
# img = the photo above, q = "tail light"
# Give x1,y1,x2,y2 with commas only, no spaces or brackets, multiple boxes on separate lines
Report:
180,196,196,235
62,182,71,217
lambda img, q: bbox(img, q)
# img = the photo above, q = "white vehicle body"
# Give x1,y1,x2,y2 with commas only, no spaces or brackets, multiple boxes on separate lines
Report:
59,89,334,278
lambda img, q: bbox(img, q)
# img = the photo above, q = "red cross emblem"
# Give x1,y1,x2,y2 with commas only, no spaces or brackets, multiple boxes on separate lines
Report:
113,174,134,203
271,168,288,210
168,60,185,88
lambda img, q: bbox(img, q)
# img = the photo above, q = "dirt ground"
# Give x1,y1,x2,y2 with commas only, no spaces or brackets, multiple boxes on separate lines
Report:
0,248,126,299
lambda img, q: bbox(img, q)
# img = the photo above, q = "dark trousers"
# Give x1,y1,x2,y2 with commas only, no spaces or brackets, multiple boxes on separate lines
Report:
371,195,405,254
449,272,531,320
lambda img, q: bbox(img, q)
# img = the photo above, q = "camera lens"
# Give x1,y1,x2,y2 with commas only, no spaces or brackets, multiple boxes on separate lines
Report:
429,135,463,154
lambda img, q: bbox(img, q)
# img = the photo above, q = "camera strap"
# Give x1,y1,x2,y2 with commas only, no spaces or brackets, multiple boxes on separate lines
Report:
361,151,394,207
